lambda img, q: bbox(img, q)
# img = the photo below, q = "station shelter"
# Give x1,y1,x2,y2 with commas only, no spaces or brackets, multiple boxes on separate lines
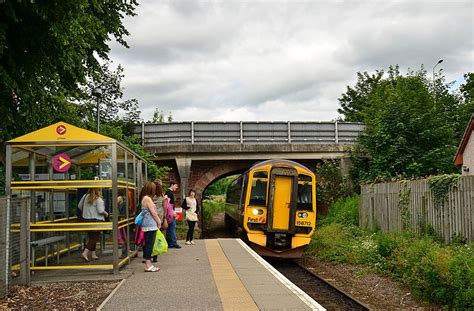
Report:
5,122,147,277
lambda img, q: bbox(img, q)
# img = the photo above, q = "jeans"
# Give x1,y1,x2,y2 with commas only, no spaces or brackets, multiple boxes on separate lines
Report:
143,230,156,260
186,221,196,241
166,219,178,246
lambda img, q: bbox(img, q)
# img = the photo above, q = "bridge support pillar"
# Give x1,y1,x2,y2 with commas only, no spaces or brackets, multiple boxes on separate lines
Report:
176,157,192,201
340,157,353,186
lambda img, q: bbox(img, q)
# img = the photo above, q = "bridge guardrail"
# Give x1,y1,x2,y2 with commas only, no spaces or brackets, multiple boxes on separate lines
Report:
135,121,364,146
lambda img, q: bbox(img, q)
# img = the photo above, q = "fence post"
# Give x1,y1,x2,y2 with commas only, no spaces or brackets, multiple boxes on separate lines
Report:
191,121,195,144
141,122,145,146
335,121,339,144
19,199,30,286
240,121,243,144
287,121,291,144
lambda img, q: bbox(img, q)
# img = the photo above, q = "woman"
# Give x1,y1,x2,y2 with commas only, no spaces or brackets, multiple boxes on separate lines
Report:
140,181,161,272
182,189,199,245
78,188,108,261
151,180,167,263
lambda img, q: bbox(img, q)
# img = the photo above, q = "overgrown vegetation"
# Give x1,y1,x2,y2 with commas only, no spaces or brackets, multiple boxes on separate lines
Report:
316,160,353,212
202,197,226,230
309,196,474,309
398,181,411,230
427,174,461,209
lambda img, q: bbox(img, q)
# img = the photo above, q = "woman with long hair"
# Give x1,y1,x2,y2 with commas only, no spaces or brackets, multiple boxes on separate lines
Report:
140,181,162,272
182,189,199,245
78,188,108,261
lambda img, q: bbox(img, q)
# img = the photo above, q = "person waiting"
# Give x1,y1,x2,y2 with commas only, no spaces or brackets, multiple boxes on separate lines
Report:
78,188,108,261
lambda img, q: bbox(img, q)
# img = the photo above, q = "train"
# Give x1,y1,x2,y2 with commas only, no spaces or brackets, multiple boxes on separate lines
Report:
225,160,316,258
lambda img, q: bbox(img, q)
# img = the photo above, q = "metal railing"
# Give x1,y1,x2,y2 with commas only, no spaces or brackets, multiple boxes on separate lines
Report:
135,121,364,147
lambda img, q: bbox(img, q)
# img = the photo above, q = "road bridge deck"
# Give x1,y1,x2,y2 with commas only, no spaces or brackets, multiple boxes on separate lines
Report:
101,239,325,310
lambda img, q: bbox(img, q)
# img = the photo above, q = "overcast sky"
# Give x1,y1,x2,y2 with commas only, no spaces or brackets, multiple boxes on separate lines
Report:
109,0,473,122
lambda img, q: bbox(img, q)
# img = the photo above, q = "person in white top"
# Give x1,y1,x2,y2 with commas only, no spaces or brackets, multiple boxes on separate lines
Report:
78,188,108,261
182,189,200,245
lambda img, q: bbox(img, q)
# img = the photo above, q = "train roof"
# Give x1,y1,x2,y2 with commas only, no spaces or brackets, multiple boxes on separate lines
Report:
248,159,314,175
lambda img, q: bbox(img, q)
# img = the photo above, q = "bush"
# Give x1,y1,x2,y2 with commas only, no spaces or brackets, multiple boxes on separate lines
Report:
318,195,359,227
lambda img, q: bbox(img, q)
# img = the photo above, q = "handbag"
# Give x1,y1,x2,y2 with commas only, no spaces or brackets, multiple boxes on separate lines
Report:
134,210,144,226
164,198,175,224
134,226,145,247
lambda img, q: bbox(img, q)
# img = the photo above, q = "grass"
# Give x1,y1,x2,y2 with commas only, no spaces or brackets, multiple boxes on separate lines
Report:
308,195,474,309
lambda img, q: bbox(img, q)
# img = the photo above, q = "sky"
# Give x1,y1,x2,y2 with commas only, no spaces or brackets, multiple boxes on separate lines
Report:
109,0,474,122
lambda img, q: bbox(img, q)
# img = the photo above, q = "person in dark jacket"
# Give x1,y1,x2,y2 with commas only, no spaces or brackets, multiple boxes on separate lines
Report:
165,182,181,248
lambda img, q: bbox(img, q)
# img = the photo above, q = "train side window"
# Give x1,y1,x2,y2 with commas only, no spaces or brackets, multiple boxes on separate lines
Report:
249,178,267,206
226,178,241,204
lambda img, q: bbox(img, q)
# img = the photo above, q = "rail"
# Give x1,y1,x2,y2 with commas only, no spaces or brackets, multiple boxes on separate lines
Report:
135,121,364,146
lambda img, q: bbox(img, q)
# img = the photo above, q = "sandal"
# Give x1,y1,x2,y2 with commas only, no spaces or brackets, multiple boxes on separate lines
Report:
144,266,160,272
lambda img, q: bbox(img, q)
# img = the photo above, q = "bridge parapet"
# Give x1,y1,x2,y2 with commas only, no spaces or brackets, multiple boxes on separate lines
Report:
135,121,364,147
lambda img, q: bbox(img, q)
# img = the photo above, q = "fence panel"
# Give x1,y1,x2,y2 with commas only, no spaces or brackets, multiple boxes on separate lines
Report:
0,196,29,298
360,176,474,243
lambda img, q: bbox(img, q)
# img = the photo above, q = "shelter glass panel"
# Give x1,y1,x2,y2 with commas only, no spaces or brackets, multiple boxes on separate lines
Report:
11,149,30,181
117,146,126,182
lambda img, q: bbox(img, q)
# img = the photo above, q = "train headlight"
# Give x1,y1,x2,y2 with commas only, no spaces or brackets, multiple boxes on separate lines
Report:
252,209,264,215
298,212,308,218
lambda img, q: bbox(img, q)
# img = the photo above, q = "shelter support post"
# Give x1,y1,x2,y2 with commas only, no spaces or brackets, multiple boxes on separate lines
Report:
112,143,119,274
19,199,30,286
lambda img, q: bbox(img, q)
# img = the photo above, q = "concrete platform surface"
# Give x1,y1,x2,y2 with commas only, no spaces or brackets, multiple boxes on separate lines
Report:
101,239,325,311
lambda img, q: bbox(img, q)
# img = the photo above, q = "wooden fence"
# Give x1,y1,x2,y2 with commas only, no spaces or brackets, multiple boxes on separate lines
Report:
360,176,474,243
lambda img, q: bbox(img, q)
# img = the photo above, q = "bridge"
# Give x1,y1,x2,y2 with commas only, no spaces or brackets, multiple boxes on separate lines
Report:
135,121,364,200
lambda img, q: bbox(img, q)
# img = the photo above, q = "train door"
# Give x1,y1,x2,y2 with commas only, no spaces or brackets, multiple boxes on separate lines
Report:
267,167,298,234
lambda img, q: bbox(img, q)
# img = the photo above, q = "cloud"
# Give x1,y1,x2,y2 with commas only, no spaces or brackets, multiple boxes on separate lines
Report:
110,0,473,121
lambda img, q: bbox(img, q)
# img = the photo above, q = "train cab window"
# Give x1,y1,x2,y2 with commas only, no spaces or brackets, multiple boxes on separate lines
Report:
249,171,268,206
298,174,313,210
253,171,268,179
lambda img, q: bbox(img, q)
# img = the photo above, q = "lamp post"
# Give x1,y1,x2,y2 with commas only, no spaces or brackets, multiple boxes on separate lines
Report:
432,59,443,82
92,87,103,133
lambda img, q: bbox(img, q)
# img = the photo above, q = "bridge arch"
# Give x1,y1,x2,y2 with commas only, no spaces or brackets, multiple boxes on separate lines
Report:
192,161,251,197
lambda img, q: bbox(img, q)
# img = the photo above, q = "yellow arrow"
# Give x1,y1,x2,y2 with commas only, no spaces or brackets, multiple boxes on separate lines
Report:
59,156,71,169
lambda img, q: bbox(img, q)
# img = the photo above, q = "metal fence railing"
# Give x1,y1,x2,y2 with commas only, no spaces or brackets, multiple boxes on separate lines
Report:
0,196,29,298
134,121,365,147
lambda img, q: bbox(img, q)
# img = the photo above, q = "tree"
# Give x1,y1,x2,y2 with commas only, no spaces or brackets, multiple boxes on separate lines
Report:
148,108,174,123
337,70,385,122
0,1,138,164
340,67,472,182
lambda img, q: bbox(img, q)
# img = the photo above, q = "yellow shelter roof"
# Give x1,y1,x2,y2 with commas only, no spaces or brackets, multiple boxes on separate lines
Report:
8,122,114,143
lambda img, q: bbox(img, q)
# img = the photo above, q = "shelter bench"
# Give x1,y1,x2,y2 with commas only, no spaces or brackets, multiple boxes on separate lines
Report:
30,236,65,266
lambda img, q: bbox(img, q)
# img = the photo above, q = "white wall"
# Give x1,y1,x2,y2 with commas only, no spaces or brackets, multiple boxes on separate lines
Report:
462,130,474,175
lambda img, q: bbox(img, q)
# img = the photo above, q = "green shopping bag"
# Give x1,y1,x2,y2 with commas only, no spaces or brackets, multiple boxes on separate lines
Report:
152,230,168,256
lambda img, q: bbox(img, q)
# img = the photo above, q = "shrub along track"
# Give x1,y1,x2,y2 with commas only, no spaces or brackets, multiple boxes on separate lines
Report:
267,259,369,311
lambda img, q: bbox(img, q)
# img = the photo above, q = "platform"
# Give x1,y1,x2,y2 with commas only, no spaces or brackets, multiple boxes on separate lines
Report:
100,239,324,310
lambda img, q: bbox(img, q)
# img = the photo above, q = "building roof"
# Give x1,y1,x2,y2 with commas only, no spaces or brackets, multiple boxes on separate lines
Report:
454,114,474,166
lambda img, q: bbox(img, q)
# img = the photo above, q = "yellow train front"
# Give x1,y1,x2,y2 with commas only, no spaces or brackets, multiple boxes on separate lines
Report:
225,160,316,258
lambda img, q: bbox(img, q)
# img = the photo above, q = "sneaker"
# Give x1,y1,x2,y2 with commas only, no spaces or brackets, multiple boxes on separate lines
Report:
185,241,191,245
190,241,196,245
175,244,182,249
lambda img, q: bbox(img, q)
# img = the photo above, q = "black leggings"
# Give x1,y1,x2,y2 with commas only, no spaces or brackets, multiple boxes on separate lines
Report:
186,221,196,241
143,230,156,260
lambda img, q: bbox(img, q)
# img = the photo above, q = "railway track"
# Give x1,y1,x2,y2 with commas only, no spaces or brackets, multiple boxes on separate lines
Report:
267,259,369,311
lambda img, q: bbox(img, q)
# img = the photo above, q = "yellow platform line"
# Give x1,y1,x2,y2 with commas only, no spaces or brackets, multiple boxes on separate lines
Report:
205,240,259,311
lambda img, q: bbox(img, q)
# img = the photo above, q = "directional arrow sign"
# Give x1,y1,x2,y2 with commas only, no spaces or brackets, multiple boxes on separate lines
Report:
52,153,71,172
